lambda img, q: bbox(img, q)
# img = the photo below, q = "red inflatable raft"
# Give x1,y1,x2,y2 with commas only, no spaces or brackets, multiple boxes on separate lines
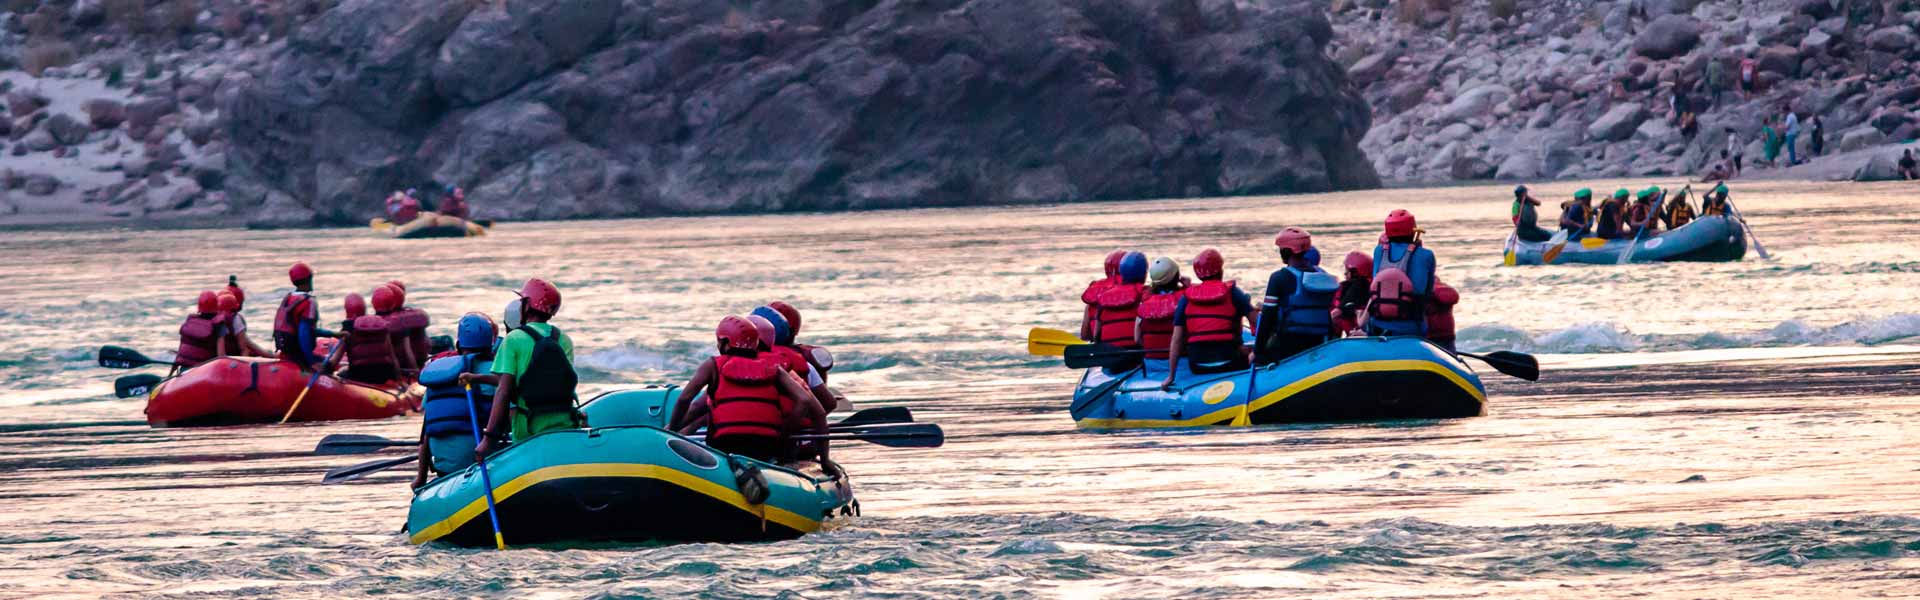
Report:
144,356,420,427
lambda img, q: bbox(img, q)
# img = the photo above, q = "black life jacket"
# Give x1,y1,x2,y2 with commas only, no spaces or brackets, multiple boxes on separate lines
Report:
515,326,577,415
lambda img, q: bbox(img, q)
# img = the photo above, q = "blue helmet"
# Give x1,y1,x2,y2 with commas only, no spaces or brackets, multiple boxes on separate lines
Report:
457,312,497,350
749,306,793,346
1304,246,1321,267
1117,252,1148,284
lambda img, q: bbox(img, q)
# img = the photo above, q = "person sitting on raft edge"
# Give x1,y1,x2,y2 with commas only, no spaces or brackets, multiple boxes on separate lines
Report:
1160,248,1255,389
672,316,829,464
1512,185,1552,243
1093,252,1150,372
174,291,230,371
413,313,500,489
1079,251,1127,342
271,262,339,374
1365,210,1438,339
1253,227,1337,366
1559,188,1595,240
1133,256,1189,378
466,278,581,459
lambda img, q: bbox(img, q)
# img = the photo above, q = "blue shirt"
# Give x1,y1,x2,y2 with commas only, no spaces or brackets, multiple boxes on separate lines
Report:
1371,243,1436,297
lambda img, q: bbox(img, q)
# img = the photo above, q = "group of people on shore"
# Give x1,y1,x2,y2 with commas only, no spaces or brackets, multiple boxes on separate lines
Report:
1510,183,1736,243
173,264,839,487
385,185,472,226
1077,211,1460,386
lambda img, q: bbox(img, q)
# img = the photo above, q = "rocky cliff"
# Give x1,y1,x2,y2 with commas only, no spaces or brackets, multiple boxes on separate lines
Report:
217,0,1378,225
1330,0,1920,184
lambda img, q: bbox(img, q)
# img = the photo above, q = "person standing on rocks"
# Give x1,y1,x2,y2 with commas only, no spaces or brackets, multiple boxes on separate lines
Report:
1762,117,1783,167
1809,116,1826,159
1726,128,1744,175
1705,56,1726,107
1740,53,1758,99
1783,108,1803,166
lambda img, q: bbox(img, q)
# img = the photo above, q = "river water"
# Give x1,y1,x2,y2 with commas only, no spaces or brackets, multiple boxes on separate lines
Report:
2,180,1918,598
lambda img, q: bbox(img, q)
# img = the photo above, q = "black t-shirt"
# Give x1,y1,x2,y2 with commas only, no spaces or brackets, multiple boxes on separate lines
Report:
1900,154,1916,169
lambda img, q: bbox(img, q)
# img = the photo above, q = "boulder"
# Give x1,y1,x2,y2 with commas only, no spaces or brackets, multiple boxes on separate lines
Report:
1795,0,1835,19
24,174,59,196
45,113,91,146
124,97,177,131
245,191,317,229
1756,46,1801,78
1587,103,1650,142
1633,15,1703,60
1853,148,1916,181
1634,118,1680,145
1438,122,1475,142
147,180,204,212
21,129,58,152
1348,52,1394,86
4,92,48,118
1839,126,1887,152
1800,29,1833,55
1496,152,1542,180
1872,108,1911,133
1450,154,1492,180
225,0,1382,223
81,99,126,129
1866,27,1915,53
1435,85,1511,126
1387,80,1427,114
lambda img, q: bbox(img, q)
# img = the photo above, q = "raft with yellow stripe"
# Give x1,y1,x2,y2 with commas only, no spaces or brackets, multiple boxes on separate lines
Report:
1072,337,1486,429
371,212,488,239
405,387,854,547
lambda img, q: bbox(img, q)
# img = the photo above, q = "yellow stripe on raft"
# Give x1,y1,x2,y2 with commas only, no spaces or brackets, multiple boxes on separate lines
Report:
408,463,822,545
1076,359,1487,430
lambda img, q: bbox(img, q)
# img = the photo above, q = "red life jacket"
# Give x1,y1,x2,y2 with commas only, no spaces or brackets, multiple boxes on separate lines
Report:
1183,280,1240,344
1426,282,1461,342
439,196,469,220
176,313,222,368
1369,268,1417,321
345,315,396,369
710,354,788,440
1096,284,1145,348
1331,276,1371,335
272,292,315,353
795,343,833,376
386,307,432,363
1135,289,1183,360
388,196,421,225
1081,278,1113,307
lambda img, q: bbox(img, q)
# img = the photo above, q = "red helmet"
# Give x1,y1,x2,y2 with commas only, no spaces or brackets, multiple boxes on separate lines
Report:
288,262,313,284
746,315,778,350
768,301,802,336
371,285,400,314
1192,248,1225,280
387,280,406,293
1103,250,1127,278
1343,251,1373,274
716,315,759,351
216,291,240,313
516,278,562,315
1274,227,1312,255
195,290,218,314
224,283,245,307
1384,210,1417,238
385,281,406,306
344,292,367,319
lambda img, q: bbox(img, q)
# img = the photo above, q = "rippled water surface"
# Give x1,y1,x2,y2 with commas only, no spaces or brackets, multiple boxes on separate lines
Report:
3,180,1919,598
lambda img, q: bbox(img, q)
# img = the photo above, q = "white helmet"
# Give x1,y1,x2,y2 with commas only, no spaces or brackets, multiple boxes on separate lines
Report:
1148,257,1180,286
502,298,525,331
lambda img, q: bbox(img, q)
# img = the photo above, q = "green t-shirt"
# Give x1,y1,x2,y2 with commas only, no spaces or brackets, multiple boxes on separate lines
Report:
491,322,579,439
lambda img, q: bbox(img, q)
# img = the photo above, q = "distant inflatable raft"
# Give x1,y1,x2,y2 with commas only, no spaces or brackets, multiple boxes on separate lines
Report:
1071,337,1487,430
144,357,418,427
373,212,488,239
1506,215,1746,265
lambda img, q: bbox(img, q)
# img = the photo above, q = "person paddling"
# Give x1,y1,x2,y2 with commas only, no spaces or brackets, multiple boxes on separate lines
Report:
438,185,471,221
1512,185,1552,242
386,191,421,226
1663,186,1698,229
175,291,228,370
1626,187,1663,236
272,263,337,373
469,279,581,459
1365,211,1438,338
1559,189,1596,239
215,291,268,358
672,316,827,463
750,306,835,414
333,292,399,385
1079,251,1126,341
1595,189,1630,240
1134,257,1188,377
1330,251,1373,337
1093,252,1150,371
1254,228,1337,365
413,313,499,489
1700,183,1732,216
1161,249,1254,388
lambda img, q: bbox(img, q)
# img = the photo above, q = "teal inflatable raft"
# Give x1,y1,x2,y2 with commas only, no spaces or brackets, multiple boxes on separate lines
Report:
1071,337,1487,429
406,386,855,547
1505,214,1747,265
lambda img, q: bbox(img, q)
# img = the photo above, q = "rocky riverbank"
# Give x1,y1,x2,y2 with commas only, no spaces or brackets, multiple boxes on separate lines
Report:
1331,0,1920,186
2,0,1379,228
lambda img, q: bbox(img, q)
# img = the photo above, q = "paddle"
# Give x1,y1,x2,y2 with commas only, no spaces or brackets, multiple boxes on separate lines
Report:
98,346,170,369
114,373,165,398
1026,327,1087,357
1723,196,1772,260
1063,342,1149,370
278,341,347,424
1457,350,1540,381
320,424,946,483
1620,185,1685,265
323,455,418,484
1541,229,1571,264
465,385,508,550
312,406,921,455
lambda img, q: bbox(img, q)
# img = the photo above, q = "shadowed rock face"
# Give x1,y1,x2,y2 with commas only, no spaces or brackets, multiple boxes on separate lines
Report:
224,0,1377,224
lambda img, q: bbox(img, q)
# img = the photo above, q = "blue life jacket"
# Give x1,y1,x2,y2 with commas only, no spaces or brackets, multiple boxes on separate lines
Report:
1279,267,1339,336
420,354,496,438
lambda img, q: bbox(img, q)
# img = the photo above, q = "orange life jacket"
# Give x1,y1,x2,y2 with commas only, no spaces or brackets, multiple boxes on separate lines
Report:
1182,280,1240,344
1096,284,1145,348
710,354,788,440
1135,289,1184,360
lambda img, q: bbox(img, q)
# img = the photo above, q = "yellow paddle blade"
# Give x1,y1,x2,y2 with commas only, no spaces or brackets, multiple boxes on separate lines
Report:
1026,327,1086,357
370,218,392,232
1580,237,1608,249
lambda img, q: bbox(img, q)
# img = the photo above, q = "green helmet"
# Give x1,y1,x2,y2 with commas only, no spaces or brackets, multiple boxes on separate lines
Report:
1574,188,1592,201
1635,187,1654,200
1714,183,1729,195
1613,188,1630,200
